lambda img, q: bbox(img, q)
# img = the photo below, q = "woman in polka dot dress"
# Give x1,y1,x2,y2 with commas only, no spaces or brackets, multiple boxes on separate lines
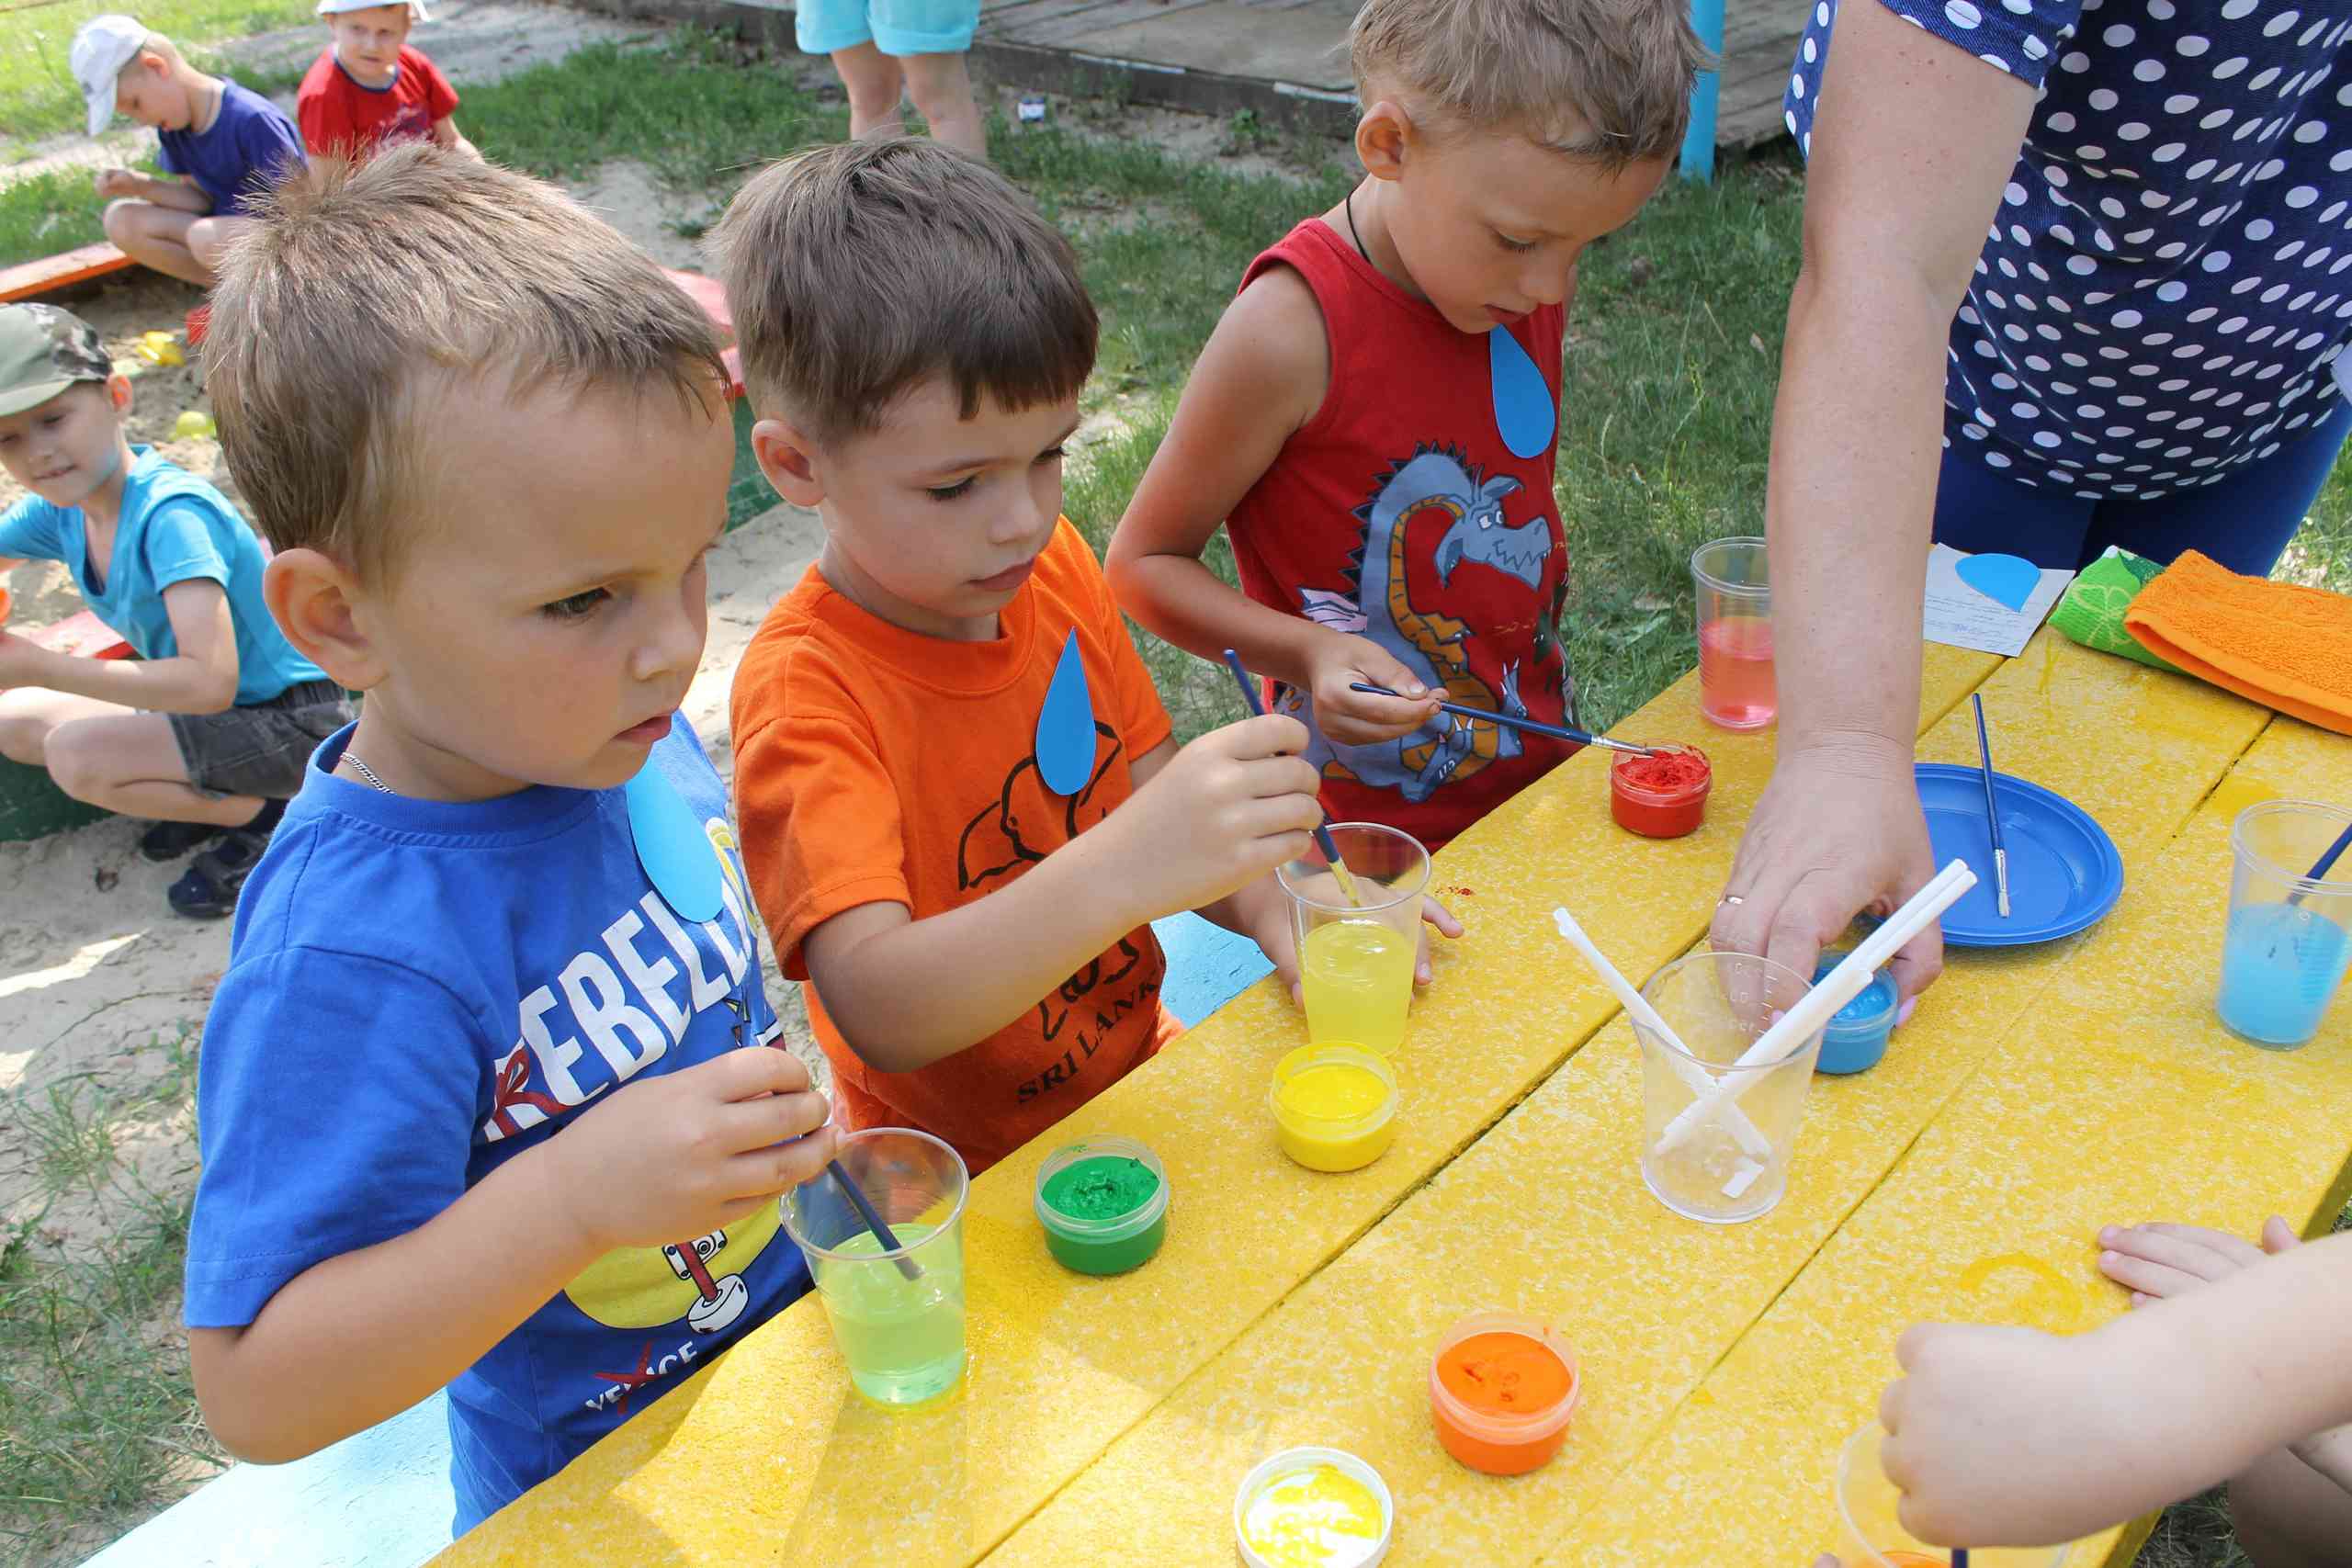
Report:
1713,0,2352,1276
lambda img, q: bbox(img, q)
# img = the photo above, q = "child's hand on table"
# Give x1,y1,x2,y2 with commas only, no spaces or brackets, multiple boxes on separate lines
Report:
546,1046,836,1253
1876,1319,2135,1548
1105,713,1326,913
2098,1215,2300,1306
1301,631,1443,745
1242,883,1463,1004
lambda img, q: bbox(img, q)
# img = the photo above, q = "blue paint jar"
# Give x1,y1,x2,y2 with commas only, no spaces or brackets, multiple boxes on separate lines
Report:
1812,954,1898,1075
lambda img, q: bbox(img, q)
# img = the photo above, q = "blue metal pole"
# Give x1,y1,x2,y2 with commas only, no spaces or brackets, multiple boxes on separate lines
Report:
1680,0,1724,181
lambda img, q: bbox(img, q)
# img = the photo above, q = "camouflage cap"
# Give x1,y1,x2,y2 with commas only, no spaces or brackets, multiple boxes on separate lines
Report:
0,304,114,419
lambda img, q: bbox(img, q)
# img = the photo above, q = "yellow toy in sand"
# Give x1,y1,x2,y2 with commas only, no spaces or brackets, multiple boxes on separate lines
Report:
135,331,185,367
172,409,216,440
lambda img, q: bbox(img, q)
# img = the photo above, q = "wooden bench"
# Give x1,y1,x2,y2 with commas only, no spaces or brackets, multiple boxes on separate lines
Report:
0,243,137,305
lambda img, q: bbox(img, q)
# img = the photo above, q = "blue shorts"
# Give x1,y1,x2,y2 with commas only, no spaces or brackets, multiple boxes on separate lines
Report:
1933,395,2352,575
797,0,978,56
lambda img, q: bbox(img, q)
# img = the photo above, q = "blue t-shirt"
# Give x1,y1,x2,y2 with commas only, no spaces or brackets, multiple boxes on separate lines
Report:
0,447,326,705
158,79,305,218
183,721,811,1534
1788,0,2351,498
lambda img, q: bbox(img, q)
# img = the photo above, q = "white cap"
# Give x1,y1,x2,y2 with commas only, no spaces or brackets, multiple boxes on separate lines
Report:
70,15,148,139
314,0,431,18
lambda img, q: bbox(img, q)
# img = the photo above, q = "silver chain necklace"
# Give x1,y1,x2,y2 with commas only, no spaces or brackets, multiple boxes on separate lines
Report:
341,751,395,794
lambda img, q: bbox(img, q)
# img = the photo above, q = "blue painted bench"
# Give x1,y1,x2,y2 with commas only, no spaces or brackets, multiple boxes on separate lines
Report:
79,913,1270,1566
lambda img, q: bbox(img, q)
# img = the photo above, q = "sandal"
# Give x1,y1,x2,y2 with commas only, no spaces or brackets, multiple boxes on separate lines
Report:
140,818,226,863
167,828,271,919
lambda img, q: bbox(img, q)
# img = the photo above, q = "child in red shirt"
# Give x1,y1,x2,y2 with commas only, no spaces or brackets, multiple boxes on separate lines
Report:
1105,0,1704,849
297,0,475,161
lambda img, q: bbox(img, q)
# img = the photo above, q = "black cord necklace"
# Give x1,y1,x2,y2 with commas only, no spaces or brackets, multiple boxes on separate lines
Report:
1343,187,1374,264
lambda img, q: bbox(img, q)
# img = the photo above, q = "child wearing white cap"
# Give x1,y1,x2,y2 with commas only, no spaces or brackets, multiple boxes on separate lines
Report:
72,15,306,288
297,0,478,162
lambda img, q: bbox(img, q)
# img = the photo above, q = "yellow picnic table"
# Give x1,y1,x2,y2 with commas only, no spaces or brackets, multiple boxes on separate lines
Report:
440,630,2352,1568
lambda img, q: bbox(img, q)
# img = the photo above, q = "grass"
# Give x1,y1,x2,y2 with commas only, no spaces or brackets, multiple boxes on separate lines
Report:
1,25,2349,1565
0,1026,217,1568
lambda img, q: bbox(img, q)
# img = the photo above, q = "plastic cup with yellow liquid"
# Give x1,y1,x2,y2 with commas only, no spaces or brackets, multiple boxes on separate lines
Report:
1278,823,1429,1056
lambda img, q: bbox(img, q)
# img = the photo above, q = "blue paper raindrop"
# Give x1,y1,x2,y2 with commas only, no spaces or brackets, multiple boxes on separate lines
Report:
1489,327,1556,459
1954,551,2042,613
1035,629,1099,796
625,761,724,922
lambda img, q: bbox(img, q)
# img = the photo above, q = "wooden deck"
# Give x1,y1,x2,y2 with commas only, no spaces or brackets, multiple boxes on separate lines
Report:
972,0,1811,152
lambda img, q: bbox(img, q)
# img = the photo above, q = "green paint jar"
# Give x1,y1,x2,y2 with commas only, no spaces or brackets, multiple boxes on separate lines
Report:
1034,1136,1169,1277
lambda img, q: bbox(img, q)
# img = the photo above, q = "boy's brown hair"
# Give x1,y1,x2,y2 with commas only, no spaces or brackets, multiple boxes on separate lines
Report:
205,142,727,581
708,138,1097,449
1349,0,1708,168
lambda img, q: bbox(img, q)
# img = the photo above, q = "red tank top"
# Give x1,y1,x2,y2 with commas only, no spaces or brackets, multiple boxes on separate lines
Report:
1227,220,1577,849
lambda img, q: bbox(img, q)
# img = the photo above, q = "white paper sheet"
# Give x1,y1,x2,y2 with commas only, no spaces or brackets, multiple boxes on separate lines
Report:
1921,543,2075,658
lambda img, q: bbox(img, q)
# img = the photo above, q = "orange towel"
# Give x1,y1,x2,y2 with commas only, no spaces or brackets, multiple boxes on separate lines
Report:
2125,549,2352,735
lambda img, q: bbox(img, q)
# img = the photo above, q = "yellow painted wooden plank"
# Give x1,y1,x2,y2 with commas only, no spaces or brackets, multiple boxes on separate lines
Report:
976,639,2271,1568
1551,716,2352,1568
433,648,1996,1567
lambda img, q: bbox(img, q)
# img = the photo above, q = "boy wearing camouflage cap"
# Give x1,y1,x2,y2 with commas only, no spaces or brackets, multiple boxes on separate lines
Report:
0,304,351,915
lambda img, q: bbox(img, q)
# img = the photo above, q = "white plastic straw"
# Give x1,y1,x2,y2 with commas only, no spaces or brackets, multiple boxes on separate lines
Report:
1551,907,1772,1162
1652,861,1979,1157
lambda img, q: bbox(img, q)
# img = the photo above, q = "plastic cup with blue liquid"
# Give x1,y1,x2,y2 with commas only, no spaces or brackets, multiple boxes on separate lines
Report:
2216,800,2352,1050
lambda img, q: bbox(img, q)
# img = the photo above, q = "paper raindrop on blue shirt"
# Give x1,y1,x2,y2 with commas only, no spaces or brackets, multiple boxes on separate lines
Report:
625,758,724,922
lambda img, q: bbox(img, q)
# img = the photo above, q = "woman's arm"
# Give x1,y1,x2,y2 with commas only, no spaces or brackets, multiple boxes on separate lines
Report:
1711,0,2039,1000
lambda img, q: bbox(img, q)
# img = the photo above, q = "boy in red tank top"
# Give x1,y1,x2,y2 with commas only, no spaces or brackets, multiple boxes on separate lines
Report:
1107,0,1706,850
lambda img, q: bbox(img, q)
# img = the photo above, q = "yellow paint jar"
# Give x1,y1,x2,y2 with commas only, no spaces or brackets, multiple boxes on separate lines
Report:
1232,1446,1393,1568
1269,1043,1397,1173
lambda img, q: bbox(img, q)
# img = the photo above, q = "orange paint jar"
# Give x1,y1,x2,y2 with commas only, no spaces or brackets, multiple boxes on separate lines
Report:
1427,1312,1581,1475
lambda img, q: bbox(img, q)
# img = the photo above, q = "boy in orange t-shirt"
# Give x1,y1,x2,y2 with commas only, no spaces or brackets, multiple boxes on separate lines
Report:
714,140,1331,1172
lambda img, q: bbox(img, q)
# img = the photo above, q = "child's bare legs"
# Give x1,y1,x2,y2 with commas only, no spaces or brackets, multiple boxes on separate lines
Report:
2233,1443,2352,1568
186,215,257,279
0,691,261,825
899,51,985,159
100,201,217,288
831,42,908,139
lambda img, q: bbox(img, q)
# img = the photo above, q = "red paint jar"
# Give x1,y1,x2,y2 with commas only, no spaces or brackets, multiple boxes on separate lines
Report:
1610,745,1710,839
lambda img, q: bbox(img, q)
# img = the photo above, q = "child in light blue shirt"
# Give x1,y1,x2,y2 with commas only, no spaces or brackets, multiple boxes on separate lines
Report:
0,302,350,915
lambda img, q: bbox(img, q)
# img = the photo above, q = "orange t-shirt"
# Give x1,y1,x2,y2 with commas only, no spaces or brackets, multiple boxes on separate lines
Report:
730,520,1182,1173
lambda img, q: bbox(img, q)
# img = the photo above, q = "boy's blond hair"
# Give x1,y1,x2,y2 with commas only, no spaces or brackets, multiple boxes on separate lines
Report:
708,138,1097,450
205,143,728,581
1350,0,1708,168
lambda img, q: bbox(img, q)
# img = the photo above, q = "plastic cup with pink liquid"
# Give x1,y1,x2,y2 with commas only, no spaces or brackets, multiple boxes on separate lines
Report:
1693,536,1774,730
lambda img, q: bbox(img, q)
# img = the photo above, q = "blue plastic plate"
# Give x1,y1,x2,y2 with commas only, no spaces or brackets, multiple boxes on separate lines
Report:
1917,762,2123,948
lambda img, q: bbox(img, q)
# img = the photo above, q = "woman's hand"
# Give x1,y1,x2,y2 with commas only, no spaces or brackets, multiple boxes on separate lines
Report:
1710,737,1942,1004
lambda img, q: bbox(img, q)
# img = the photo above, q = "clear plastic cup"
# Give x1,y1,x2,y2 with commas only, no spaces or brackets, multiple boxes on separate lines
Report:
1693,536,1775,730
2216,800,2352,1049
1633,950,1822,1224
1837,1422,2072,1567
778,1128,968,1406
1278,823,1430,1055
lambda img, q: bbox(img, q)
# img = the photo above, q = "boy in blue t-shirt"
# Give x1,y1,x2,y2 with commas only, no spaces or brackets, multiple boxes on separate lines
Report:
71,15,306,288
182,144,839,1534
0,303,352,917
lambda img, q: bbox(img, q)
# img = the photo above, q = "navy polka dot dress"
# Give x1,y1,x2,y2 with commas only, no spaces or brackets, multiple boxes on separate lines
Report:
1787,0,2351,498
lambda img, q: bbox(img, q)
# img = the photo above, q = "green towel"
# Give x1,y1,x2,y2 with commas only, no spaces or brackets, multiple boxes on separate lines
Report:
2048,547,2184,672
